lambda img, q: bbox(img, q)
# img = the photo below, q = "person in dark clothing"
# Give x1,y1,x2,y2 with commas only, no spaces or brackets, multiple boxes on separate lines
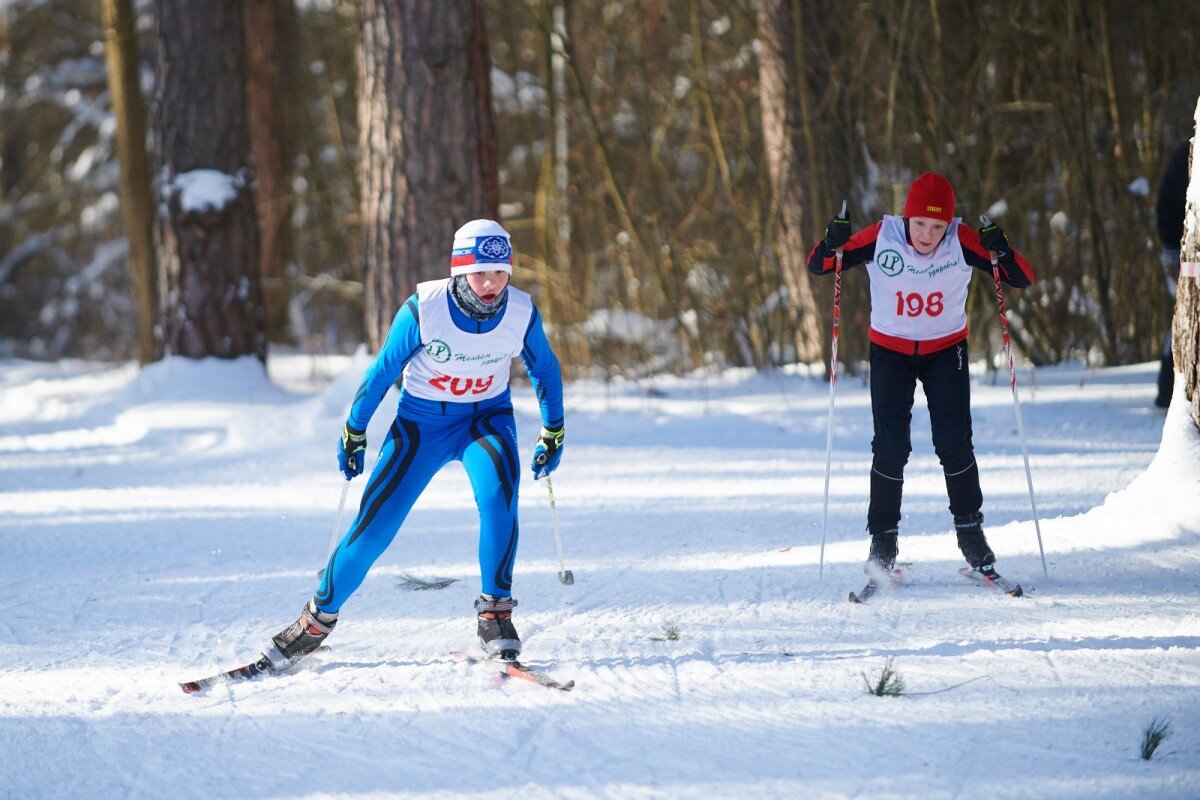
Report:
1154,140,1190,408
806,173,1034,588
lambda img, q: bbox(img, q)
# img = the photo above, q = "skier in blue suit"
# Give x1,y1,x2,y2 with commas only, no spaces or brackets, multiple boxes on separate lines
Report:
266,219,565,666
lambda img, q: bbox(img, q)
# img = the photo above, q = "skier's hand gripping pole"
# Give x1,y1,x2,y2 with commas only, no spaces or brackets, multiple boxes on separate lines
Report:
818,200,848,580
531,427,564,480
980,213,1048,578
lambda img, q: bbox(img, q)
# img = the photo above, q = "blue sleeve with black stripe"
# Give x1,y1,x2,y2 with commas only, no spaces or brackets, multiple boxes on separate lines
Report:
520,304,564,430
347,294,422,431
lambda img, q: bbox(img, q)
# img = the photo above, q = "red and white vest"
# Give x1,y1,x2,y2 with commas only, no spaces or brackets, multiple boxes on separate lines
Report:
867,215,970,350
402,279,534,402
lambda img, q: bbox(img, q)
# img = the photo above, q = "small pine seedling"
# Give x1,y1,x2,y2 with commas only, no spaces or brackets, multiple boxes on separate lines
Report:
1140,717,1172,761
649,623,681,642
397,573,458,591
862,657,905,697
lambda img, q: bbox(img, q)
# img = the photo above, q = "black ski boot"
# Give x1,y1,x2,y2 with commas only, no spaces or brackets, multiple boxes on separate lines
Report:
864,528,899,575
955,512,996,568
264,599,338,671
956,513,1023,596
475,594,520,660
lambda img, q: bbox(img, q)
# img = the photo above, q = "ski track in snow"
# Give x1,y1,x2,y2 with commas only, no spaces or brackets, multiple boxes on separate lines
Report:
0,355,1198,799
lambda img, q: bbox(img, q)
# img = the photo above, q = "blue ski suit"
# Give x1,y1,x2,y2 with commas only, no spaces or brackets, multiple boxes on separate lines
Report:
314,284,563,613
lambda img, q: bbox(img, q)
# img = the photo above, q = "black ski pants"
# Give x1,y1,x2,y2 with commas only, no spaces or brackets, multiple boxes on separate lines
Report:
867,340,982,535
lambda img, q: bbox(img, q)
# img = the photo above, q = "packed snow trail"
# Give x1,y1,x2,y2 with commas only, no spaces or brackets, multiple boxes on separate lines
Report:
1,356,1197,799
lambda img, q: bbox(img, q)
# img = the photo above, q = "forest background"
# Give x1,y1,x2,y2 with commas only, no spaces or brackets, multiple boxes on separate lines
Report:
2,0,1199,388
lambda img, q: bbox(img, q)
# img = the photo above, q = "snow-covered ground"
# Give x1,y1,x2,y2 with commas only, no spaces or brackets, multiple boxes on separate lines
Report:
1,354,1197,799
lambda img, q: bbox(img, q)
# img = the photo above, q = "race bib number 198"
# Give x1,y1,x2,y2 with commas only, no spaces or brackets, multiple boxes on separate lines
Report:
895,291,944,317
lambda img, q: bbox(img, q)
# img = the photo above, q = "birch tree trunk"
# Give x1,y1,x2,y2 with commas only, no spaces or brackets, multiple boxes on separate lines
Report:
1173,112,1199,429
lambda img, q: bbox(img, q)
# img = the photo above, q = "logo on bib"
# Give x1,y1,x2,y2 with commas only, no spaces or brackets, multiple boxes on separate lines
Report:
876,249,905,277
425,339,452,363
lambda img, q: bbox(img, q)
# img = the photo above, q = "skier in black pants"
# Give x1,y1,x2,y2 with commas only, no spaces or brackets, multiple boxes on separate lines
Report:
806,172,1035,582
1154,140,1189,409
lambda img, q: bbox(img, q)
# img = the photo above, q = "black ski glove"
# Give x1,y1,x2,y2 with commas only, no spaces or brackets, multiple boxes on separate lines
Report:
824,213,852,251
978,221,1016,263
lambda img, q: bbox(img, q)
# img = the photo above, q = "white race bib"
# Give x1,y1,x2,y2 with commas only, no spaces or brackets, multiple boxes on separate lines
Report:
867,215,970,341
402,279,533,402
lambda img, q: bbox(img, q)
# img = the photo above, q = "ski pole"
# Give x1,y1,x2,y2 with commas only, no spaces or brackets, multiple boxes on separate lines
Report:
317,478,351,579
980,213,1048,578
818,199,847,580
543,475,574,585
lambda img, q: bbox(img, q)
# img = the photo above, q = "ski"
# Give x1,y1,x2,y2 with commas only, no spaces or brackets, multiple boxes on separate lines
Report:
960,565,1024,597
452,650,574,692
179,646,329,694
180,655,275,694
848,565,907,604
848,583,879,604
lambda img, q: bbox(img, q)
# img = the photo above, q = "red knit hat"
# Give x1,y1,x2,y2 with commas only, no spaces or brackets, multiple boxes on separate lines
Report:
903,172,955,222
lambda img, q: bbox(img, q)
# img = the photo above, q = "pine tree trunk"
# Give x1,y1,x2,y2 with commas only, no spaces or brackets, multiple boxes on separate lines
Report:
245,0,297,342
154,0,265,362
357,0,499,351
756,0,824,364
102,0,159,364
1174,123,1199,429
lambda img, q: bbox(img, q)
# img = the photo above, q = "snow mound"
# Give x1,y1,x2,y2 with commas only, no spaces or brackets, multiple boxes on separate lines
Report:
1101,382,1200,526
110,355,294,406
316,345,374,418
